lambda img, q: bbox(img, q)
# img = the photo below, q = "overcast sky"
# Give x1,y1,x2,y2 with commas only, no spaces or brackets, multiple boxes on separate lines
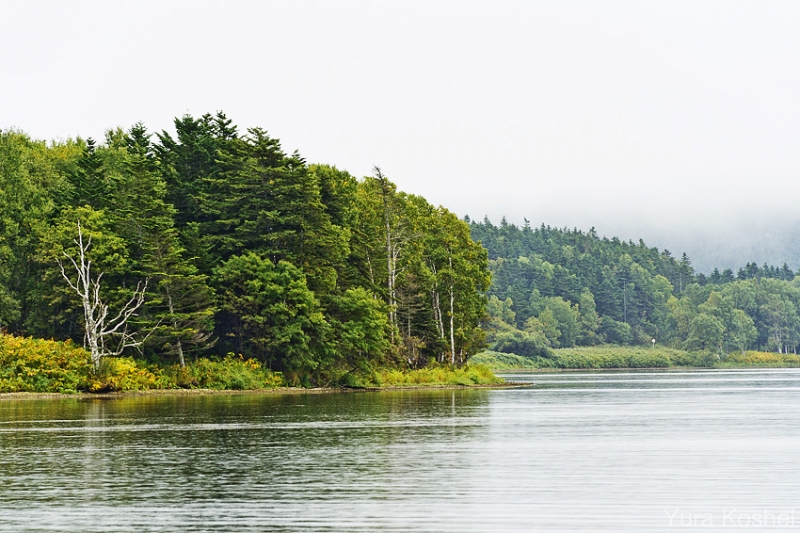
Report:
3,1,799,271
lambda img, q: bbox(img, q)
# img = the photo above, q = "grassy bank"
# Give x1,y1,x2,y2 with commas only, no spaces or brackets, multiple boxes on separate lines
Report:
0,334,502,393
341,364,502,388
472,346,800,370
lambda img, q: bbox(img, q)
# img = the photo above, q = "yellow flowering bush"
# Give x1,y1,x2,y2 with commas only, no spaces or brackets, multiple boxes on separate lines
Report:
0,334,92,393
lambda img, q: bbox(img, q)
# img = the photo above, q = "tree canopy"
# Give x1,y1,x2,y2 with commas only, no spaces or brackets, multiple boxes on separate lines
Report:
470,217,800,355
0,115,490,381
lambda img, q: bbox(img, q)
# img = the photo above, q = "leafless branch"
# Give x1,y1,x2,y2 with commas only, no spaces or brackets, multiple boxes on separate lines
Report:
58,221,153,369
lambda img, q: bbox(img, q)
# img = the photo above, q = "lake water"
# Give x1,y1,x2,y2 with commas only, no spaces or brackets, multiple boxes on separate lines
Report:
2,369,800,531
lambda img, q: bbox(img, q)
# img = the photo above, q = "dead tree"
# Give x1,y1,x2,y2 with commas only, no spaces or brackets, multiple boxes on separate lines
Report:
58,222,151,370
374,166,401,341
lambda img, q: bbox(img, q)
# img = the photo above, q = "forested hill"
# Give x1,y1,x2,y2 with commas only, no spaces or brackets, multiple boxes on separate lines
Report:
468,216,800,355
0,113,489,381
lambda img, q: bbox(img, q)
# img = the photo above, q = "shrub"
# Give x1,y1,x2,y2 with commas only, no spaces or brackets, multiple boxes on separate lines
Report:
0,334,92,393
0,335,286,393
473,345,720,370
88,357,162,392
471,351,544,369
492,329,552,358
169,353,284,390
554,346,699,369
726,351,800,367
343,363,503,387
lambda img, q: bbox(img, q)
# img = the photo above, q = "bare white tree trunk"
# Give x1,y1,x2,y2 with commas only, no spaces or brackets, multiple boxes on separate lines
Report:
448,255,456,365
375,167,399,342
365,249,375,287
429,263,445,335
58,222,151,370
428,261,447,362
375,168,395,338
389,240,404,325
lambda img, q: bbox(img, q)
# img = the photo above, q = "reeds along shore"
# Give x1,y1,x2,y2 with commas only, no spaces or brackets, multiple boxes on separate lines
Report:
472,346,800,370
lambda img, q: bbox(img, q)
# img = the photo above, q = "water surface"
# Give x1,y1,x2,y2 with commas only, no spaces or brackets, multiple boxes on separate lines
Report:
2,369,800,531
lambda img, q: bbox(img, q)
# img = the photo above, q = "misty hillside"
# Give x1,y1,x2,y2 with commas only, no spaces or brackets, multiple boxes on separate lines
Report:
567,218,800,275
468,216,800,355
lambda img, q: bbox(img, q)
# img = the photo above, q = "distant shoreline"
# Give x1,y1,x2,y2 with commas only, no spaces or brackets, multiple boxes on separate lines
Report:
473,347,800,372
0,382,524,401
494,366,800,373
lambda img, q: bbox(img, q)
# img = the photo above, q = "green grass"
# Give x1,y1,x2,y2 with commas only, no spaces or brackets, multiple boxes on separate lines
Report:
341,363,503,388
471,345,767,370
470,351,541,370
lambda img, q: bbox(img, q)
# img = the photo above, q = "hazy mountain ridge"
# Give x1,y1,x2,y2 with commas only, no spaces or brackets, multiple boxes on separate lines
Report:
477,216,800,274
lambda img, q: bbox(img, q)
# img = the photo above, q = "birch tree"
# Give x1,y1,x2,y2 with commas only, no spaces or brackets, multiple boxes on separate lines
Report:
58,222,150,369
373,167,399,337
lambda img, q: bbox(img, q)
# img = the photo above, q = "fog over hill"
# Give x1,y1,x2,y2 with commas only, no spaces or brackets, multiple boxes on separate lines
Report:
469,209,800,275
636,222,800,275
3,1,799,278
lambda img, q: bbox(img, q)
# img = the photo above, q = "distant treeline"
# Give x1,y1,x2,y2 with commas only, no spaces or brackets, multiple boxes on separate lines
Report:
0,113,489,382
469,217,800,356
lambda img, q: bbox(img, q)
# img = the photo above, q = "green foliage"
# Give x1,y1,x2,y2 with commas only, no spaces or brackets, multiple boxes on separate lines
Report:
728,309,758,354
166,354,284,390
34,205,132,341
214,253,332,373
351,181,490,366
12,111,800,384
484,295,553,357
90,354,284,392
599,317,632,345
88,357,165,392
542,296,579,347
474,345,800,370
343,363,502,388
0,334,91,393
329,287,391,369
0,334,284,393
474,345,713,370
725,350,800,367
471,217,800,357
487,295,516,325
0,131,72,330
686,313,725,352
472,219,684,343
577,289,601,345
548,346,675,369
0,114,493,384
485,317,552,358
470,350,542,369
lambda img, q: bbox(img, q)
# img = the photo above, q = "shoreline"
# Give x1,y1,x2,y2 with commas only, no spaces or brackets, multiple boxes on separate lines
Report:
494,365,800,373
4,366,795,399
0,382,523,401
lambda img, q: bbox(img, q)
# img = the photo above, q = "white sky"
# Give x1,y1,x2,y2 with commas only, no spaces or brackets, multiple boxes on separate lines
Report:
3,1,800,270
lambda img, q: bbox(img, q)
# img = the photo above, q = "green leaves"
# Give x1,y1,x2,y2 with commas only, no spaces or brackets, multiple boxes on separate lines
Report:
0,113,495,381
0,131,70,329
686,313,725,352
329,287,391,369
214,253,331,373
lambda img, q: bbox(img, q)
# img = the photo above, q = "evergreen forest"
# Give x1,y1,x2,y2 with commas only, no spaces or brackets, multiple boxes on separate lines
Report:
4,111,799,389
0,113,489,384
470,217,800,357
